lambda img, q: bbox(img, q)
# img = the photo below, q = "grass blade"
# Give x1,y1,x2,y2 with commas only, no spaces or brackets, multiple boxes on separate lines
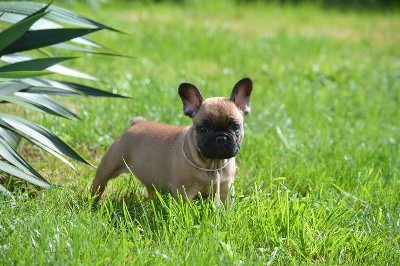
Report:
0,183,16,200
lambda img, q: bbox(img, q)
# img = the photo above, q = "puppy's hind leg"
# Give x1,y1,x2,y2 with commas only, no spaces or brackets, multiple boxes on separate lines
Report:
91,145,130,206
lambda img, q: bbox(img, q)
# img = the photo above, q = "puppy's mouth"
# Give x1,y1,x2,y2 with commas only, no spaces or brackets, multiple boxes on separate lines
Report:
197,133,240,159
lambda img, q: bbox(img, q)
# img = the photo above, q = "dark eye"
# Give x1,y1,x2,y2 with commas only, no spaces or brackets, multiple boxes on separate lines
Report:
231,124,241,133
197,125,208,134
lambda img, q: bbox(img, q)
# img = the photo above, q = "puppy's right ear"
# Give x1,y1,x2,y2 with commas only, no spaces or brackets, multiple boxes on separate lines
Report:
178,83,204,118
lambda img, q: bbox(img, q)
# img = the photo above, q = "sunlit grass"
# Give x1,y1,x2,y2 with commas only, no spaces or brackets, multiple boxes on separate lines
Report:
1,1,399,264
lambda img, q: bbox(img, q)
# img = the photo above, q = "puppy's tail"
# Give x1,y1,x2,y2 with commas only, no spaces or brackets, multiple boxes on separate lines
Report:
130,116,146,126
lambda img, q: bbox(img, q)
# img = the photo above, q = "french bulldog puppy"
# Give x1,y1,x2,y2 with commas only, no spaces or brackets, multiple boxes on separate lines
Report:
91,78,252,205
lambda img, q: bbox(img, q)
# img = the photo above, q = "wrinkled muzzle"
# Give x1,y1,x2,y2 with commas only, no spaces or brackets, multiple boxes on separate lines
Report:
197,132,240,159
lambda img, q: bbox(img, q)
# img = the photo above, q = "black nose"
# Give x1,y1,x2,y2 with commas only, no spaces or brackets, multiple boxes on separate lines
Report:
216,136,227,144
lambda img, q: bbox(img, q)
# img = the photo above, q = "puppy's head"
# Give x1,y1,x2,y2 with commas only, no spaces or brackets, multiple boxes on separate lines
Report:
178,78,253,159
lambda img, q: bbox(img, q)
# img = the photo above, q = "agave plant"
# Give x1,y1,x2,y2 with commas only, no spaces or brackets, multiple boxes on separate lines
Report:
0,1,127,193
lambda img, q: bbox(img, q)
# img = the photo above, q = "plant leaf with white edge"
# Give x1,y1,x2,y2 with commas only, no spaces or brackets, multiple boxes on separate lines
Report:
70,36,103,48
0,121,76,171
19,78,83,96
0,2,123,33
0,81,27,96
4,78,127,98
0,57,76,72
0,94,60,117
0,5,48,52
28,136,77,171
24,86,81,96
0,113,92,166
0,93,78,119
0,160,50,188
52,43,123,57
0,28,100,56
0,127,20,149
1,54,97,80
0,12,58,29
15,92,78,119
0,13,104,48
49,64,97,80
0,81,81,97
60,81,129,98
0,70,52,79
0,137,45,181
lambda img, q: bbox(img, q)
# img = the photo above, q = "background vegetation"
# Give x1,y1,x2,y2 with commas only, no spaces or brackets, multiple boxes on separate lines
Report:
0,1,127,193
1,0,399,264
63,0,400,11
236,0,398,9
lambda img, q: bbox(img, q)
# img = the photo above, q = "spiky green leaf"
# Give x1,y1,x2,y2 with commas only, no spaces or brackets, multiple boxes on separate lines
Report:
0,28,100,55
0,5,48,52
0,127,20,149
6,79,83,96
0,122,76,171
0,160,50,188
0,92,78,119
0,13,103,49
0,57,75,72
0,1,123,33
1,54,97,80
0,70,52,79
0,137,45,181
0,113,92,166
60,81,129,98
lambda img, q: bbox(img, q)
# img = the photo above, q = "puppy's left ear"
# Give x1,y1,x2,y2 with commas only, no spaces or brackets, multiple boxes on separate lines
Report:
230,77,253,116
178,83,204,118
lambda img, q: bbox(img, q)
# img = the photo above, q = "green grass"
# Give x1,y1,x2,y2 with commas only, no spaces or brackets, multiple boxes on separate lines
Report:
1,1,400,264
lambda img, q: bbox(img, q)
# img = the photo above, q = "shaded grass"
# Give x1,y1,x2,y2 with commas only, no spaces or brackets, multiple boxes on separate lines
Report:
1,1,400,264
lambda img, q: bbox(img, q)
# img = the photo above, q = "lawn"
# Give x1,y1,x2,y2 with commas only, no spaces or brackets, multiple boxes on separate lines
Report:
1,1,400,264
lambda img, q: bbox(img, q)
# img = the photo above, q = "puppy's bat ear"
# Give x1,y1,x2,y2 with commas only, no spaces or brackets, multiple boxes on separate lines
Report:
230,77,253,116
178,83,204,118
